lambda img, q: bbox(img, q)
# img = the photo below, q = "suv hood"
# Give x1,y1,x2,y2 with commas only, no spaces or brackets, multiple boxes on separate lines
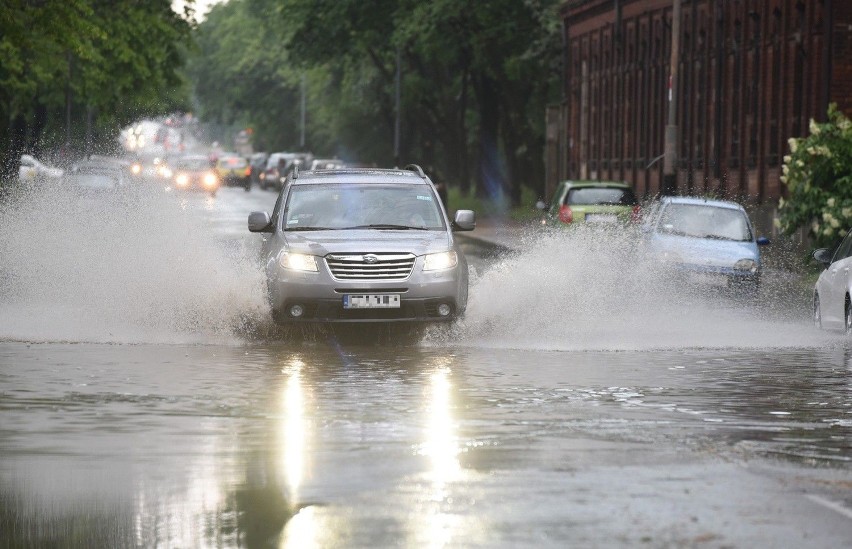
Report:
284,229,452,256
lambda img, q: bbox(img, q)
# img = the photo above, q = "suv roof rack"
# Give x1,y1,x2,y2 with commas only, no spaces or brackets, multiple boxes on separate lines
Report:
404,164,426,179
292,163,299,180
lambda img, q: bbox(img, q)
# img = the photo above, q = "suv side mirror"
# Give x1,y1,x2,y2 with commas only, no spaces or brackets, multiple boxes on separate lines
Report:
248,211,272,232
452,210,475,231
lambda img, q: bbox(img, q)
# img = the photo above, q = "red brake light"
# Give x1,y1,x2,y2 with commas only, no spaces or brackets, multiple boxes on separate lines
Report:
558,205,573,223
630,204,641,223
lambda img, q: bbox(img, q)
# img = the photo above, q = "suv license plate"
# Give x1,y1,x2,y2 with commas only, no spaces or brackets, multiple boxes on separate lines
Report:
343,294,401,309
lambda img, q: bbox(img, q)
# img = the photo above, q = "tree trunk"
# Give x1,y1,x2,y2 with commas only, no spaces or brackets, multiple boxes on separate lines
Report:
28,102,47,158
3,114,28,185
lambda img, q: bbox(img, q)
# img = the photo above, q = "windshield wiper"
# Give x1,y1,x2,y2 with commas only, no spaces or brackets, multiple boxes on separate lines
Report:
700,233,737,241
345,224,429,230
284,226,339,231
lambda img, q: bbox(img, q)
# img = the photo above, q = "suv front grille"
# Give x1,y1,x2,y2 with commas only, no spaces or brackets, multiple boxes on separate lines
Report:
325,253,416,281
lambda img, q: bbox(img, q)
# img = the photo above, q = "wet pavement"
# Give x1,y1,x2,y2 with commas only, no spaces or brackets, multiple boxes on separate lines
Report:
1,184,851,547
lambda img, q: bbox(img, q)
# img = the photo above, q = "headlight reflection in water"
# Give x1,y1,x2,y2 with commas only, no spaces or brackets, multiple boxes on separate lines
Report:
279,358,309,504
413,361,468,548
277,358,323,548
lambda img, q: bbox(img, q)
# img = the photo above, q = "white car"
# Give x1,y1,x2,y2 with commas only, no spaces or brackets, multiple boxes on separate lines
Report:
19,154,64,181
813,228,852,331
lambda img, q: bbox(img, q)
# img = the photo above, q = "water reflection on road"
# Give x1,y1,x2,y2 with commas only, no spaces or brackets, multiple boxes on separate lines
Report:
2,339,852,546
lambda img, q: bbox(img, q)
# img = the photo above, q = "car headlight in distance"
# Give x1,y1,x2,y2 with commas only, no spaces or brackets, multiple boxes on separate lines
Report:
175,173,189,186
423,251,458,271
203,172,218,187
734,259,758,273
280,252,318,272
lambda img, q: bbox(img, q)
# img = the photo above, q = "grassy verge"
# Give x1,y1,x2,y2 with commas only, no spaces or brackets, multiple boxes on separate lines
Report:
446,185,542,223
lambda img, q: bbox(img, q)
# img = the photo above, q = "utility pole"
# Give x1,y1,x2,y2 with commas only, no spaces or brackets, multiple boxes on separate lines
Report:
663,0,681,195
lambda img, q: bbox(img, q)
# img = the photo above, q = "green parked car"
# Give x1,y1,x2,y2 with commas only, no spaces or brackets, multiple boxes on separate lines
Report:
540,180,640,226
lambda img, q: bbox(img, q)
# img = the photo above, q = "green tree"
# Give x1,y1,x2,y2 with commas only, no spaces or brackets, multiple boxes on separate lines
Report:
778,104,852,249
186,0,561,205
0,0,193,182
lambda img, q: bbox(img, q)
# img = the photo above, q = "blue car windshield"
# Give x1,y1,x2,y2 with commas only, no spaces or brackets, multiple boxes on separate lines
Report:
657,204,752,242
284,184,446,230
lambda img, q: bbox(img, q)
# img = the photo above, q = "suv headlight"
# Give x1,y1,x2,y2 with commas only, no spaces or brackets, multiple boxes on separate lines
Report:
423,251,458,271
280,252,318,272
734,259,758,273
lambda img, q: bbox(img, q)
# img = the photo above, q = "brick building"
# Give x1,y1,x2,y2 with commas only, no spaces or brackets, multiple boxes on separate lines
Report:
546,0,852,206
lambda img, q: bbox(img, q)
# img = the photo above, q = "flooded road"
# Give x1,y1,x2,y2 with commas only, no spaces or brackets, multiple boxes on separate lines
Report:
1,184,851,547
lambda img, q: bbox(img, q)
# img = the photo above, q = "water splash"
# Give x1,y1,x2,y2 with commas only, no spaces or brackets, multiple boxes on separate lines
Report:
0,180,269,344
429,225,838,351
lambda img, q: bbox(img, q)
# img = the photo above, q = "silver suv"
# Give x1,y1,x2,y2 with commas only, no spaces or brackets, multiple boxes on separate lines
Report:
248,165,475,323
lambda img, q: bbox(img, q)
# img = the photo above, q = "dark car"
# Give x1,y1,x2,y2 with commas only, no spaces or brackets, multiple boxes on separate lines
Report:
248,164,476,323
249,152,268,187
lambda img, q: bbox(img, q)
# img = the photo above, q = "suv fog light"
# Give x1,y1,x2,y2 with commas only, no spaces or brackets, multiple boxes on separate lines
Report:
437,303,452,317
289,304,305,318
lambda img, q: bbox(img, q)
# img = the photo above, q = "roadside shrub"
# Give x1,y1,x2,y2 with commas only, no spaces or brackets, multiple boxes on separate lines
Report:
778,104,852,249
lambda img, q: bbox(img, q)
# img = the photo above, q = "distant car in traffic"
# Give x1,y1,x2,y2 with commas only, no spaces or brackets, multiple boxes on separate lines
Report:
248,164,476,323
812,228,852,332
171,155,220,196
18,154,64,181
540,180,640,225
260,152,314,191
249,152,268,187
641,196,769,296
310,158,345,171
215,154,251,191
64,159,130,192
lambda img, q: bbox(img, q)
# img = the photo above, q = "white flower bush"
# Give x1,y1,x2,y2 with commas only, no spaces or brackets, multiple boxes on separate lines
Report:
779,104,852,248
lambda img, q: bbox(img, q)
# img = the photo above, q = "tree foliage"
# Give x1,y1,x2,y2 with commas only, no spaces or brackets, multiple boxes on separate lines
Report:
187,0,561,205
0,0,194,179
778,104,852,249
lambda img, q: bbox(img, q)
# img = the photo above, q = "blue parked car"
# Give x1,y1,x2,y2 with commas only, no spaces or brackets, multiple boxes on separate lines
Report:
640,197,770,295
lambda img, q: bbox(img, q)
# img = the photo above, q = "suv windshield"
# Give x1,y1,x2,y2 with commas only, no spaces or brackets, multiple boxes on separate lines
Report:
284,184,445,230
566,187,637,205
657,203,752,241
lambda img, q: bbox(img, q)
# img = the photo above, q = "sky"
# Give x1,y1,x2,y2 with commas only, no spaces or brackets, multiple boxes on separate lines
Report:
172,0,227,22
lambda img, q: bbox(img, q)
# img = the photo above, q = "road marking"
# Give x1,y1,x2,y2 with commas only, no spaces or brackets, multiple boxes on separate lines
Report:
806,494,852,520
